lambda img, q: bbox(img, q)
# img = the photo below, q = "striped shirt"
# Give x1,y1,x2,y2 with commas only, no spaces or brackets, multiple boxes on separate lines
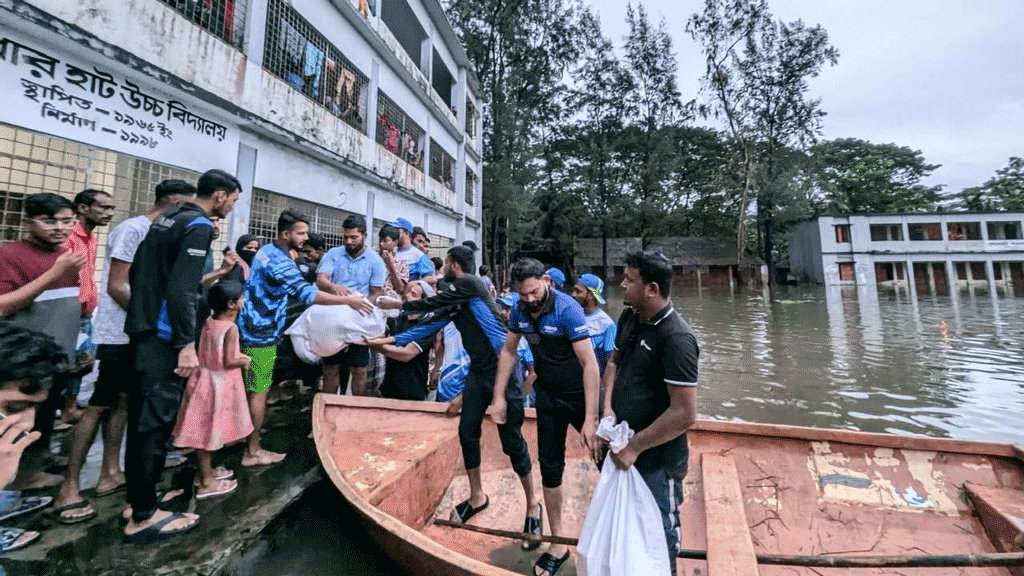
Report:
238,242,318,347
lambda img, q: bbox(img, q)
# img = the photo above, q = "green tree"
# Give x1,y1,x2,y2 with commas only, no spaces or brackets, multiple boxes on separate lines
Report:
810,138,942,213
959,157,1024,211
688,0,838,281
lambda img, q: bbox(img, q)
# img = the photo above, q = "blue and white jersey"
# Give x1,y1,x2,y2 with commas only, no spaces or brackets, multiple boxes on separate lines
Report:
436,323,470,402
509,289,589,395
585,309,617,376
238,243,318,347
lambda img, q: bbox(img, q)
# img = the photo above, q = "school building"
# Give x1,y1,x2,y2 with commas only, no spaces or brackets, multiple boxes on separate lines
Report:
0,0,483,277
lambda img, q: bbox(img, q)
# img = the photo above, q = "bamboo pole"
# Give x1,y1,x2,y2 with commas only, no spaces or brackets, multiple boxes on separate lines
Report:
431,519,1024,568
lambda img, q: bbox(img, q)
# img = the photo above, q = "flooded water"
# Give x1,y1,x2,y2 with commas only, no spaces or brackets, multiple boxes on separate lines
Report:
267,282,1024,574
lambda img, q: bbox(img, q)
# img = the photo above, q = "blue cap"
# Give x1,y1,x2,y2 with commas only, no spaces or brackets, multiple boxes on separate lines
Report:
545,267,565,287
578,273,606,305
497,293,519,308
389,217,413,233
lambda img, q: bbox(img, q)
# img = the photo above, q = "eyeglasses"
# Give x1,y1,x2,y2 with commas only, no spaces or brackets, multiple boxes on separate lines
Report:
31,217,77,228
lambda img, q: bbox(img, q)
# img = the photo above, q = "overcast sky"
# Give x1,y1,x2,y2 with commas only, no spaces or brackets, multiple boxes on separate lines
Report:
585,0,1024,195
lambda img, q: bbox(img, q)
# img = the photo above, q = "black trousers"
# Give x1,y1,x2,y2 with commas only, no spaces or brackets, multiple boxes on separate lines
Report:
534,385,586,488
125,335,186,522
458,368,532,478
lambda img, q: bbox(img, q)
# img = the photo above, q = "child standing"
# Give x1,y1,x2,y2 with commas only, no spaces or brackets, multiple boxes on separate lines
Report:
173,280,253,499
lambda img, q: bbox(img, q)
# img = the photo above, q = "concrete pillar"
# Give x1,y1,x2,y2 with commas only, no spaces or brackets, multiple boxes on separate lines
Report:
365,191,375,226
366,60,380,160
696,267,703,295
242,0,270,66
905,260,918,302
985,259,998,296
945,258,962,331
227,143,258,244
927,261,937,296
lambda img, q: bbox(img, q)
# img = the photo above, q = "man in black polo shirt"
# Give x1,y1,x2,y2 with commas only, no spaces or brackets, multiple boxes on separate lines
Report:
603,251,698,576
491,258,601,575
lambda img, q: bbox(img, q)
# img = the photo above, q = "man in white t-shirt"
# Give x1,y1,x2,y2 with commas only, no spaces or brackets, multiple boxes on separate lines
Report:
391,217,437,286
52,180,191,524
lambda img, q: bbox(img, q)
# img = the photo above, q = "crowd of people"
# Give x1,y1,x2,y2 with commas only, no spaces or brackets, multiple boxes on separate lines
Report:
0,171,698,576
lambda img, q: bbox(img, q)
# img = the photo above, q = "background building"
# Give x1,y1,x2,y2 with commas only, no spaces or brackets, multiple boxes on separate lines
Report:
0,0,483,274
789,214,1024,295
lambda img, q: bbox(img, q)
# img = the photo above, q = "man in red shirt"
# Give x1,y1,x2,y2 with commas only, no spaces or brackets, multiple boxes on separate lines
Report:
0,193,85,490
59,190,115,429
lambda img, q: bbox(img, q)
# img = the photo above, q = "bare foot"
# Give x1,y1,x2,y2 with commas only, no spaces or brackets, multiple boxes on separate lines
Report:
121,489,186,521
196,477,237,499
124,509,198,537
241,449,286,467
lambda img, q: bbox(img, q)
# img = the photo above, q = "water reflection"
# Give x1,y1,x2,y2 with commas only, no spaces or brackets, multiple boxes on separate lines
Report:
606,282,1024,444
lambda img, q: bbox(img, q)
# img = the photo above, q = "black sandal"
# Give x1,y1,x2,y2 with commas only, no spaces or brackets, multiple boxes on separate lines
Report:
534,549,570,576
522,503,543,550
451,495,489,523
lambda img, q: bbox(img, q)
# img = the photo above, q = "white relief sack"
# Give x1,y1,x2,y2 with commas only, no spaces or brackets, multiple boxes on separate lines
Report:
285,304,391,364
575,416,671,576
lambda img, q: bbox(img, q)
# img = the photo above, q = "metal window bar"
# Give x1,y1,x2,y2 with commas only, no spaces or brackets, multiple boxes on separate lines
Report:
465,168,475,206
429,138,454,190
376,91,425,171
465,99,476,137
264,0,369,133
248,188,352,250
0,122,223,280
159,0,247,48
427,233,452,259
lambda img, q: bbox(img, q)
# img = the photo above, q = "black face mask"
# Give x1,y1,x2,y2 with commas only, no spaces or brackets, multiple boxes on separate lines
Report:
239,249,257,265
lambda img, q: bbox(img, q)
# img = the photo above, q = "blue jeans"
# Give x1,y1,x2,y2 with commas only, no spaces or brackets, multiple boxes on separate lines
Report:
639,467,683,576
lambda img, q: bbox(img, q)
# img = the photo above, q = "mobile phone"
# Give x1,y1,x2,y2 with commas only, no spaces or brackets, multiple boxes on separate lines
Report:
0,411,30,442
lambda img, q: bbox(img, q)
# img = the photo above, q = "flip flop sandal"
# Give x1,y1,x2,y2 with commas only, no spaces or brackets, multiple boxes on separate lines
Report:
0,495,52,522
164,453,188,468
119,489,189,526
0,527,40,553
94,482,127,497
193,468,234,487
53,500,97,525
122,512,197,543
452,495,489,523
521,503,543,551
195,478,237,500
534,549,570,576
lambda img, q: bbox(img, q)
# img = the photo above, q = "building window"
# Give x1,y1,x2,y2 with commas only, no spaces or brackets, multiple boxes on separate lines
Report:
838,262,856,281
0,123,221,279
159,0,247,48
465,99,477,137
429,139,454,190
946,222,981,241
264,0,369,133
432,49,455,108
376,91,425,171
427,233,453,259
869,224,902,241
907,223,942,241
248,189,352,249
380,0,428,73
465,169,476,206
988,221,1022,240
834,224,850,243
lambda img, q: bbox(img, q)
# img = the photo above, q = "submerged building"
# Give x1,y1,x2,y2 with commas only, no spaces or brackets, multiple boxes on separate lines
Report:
0,0,482,268
788,214,1024,294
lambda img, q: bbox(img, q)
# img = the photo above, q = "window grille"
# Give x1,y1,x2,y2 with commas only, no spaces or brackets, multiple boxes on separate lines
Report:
0,123,222,281
264,0,369,133
429,139,454,190
465,168,475,206
427,233,452,260
248,188,352,250
377,91,425,171
159,0,247,48
465,98,476,137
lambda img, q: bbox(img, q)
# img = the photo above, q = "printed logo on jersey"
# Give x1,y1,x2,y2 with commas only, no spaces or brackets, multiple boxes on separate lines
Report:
186,248,207,257
541,325,559,335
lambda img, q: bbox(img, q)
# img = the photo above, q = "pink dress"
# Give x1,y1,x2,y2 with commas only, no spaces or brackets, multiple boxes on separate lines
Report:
173,318,253,450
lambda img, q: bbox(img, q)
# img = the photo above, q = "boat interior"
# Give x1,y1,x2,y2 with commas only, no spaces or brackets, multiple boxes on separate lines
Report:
315,395,1024,576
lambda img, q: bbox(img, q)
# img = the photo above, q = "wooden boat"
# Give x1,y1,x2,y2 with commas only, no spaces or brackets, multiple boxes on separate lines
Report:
313,394,1024,575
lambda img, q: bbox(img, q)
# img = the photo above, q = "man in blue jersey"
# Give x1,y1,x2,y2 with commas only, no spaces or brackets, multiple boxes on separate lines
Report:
239,211,372,468
491,258,601,575
391,217,436,285
571,274,617,377
371,247,540,545
122,169,240,542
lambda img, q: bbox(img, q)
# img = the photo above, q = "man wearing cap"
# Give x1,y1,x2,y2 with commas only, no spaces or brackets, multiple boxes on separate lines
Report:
491,258,601,575
545,267,566,293
571,273,617,377
391,217,437,285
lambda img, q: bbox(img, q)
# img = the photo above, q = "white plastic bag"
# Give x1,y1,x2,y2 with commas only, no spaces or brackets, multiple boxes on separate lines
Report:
575,416,671,576
285,304,390,363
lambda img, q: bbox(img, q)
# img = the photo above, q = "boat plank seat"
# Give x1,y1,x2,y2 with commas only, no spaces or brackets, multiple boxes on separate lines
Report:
702,452,759,576
966,483,1024,576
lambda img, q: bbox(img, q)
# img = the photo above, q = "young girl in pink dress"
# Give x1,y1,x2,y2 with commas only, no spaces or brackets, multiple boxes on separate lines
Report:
173,280,253,499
